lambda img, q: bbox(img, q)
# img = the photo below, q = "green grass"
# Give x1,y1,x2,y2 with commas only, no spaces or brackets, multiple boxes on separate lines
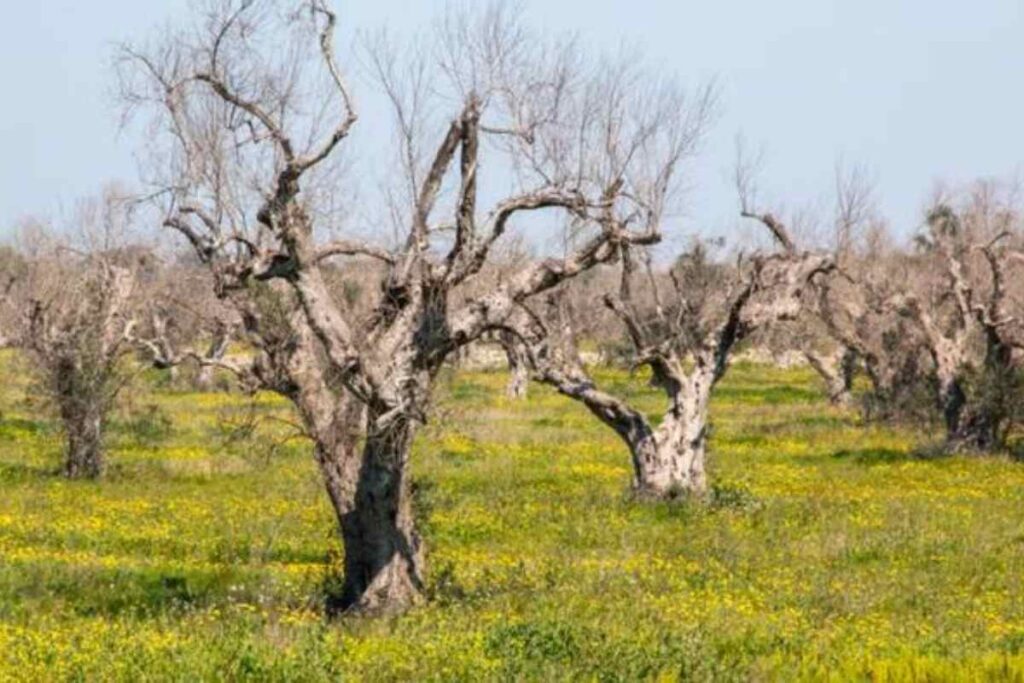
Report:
2,351,1024,680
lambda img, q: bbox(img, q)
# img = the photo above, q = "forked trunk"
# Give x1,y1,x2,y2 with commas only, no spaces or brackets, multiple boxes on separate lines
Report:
63,409,104,479
631,427,708,499
336,415,423,615
629,374,712,500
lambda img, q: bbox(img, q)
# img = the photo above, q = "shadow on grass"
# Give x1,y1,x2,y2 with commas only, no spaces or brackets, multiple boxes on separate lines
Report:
0,415,53,439
0,460,60,483
831,445,952,465
0,561,272,619
715,385,821,405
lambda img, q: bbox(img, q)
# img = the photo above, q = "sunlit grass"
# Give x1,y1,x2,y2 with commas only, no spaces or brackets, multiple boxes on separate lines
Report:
1,350,1023,680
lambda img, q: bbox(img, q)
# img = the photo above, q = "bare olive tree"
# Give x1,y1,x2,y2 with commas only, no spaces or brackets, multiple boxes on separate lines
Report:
510,212,833,499
119,0,713,613
130,263,238,390
799,165,932,417
812,249,931,421
11,197,141,478
899,184,1024,451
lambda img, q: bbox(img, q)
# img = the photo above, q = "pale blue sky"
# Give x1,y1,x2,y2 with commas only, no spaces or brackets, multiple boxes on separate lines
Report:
1,0,1022,243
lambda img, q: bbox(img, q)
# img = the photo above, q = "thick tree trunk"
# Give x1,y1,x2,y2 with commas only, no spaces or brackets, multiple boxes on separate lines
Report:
938,376,999,453
63,409,103,479
805,347,855,406
629,375,712,500
336,416,423,615
946,408,998,453
631,425,708,499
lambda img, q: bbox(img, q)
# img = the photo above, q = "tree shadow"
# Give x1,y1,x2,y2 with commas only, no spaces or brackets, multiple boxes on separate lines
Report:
0,460,61,482
0,561,262,620
716,384,821,405
831,445,951,465
0,415,54,439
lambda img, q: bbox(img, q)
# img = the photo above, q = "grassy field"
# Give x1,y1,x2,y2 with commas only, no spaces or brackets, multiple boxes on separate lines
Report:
2,350,1024,681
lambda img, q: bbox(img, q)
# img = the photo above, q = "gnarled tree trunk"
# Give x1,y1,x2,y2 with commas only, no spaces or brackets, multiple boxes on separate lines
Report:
544,360,713,500
268,317,419,616
631,370,713,498
337,415,423,614
631,417,708,498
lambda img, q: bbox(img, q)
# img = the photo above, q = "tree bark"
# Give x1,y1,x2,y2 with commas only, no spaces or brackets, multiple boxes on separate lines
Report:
194,326,231,391
631,421,708,499
62,408,104,479
805,347,855,406
938,374,999,453
930,348,998,453
268,317,420,617
335,415,423,615
631,370,712,498
504,342,529,400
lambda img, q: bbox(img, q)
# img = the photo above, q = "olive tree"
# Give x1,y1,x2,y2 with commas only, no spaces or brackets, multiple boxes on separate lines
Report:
11,197,141,478
119,0,713,613
899,184,1024,451
510,211,833,499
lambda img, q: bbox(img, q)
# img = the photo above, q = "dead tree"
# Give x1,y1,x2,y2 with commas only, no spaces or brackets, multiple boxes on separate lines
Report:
513,218,833,499
119,0,713,613
899,196,1024,452
131,304,236,390
804,164,935,416
19,252,138,479
812,267,932,420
